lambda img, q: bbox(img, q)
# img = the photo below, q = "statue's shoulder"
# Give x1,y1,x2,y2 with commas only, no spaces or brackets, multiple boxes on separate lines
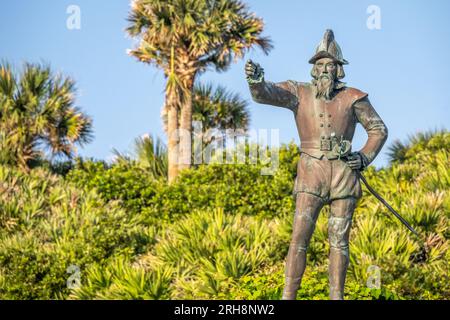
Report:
296,81,311,88
342,86,369,99
281,80,303,88
341,86,369,104
294,81,312,94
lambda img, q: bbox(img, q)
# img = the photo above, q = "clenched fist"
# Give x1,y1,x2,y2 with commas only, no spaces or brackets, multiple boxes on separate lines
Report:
245,59,264,83
345,152,368,171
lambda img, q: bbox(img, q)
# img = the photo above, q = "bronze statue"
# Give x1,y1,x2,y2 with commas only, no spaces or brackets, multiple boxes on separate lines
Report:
245,29,388,300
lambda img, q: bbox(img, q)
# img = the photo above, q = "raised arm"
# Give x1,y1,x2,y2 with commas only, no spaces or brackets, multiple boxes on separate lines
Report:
353,96,388,165
245,60,298,112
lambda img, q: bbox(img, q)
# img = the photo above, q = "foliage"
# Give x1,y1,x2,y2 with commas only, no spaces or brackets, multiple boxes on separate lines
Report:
126,0,272,181
0,62,93,171
65,158,162,224
68,257,173,300
192,83,250,136
224,263,401,300
112,135,168,180
126,0,272,74
70,208,276,299
66,143,299,225
1,132,449,300
0,165,155,299
161,83,250,141
387,129,448,164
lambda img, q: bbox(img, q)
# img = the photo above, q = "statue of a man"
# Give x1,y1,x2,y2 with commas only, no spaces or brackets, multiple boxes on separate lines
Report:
245,29,388,300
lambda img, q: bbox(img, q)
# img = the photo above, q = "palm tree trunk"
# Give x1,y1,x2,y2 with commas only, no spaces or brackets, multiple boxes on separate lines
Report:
166,90,179,183
178,76,194,172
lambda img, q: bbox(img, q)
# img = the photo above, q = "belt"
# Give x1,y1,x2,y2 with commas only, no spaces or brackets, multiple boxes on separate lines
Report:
300,139,353,160
300,149,340,160
301,140,336,152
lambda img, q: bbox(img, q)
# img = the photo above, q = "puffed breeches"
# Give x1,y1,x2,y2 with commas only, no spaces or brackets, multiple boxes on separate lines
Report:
294,152,362,201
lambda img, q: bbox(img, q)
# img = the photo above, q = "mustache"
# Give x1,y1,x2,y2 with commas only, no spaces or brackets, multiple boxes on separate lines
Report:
319,73,332,80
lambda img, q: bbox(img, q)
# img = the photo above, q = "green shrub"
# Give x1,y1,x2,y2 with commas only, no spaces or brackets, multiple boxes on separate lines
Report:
68,257,173,300
66,144,300,225
70,208,280,300
65,159,160,220
1,133,449,300
0,166,155,299
223,262,401,300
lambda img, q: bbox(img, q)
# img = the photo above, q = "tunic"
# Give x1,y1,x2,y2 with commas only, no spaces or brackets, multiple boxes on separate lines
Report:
249,80,388,201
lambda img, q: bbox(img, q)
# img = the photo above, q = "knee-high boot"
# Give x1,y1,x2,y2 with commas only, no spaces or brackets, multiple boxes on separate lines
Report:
282,193,324,300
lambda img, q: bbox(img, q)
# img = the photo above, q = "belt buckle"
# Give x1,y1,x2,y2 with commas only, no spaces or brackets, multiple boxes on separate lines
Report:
320,139,332,151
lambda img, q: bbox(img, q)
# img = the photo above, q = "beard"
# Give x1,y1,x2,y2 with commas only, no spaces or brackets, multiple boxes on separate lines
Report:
314,74,336,100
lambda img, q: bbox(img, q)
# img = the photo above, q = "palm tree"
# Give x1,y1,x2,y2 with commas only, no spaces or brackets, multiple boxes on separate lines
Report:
193,83,250,137
0,62,93,171
126,0,272,182
115,84,248,178
161,82,250,146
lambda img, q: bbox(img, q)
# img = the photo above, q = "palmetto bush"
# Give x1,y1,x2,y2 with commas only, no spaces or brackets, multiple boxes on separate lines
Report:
224,261,401,300
347,133,449,298
70,208,277,299
112,135,168,180
387,129,448,164
156,209,275,298
68,257,174,300
0,132,448,299
0,165,155,299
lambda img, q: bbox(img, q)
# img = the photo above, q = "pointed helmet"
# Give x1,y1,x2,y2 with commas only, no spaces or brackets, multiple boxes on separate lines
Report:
309,29,348,65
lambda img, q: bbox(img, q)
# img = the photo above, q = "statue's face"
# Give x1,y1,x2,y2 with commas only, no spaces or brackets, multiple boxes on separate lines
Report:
314,57,337,80
313,57,338,100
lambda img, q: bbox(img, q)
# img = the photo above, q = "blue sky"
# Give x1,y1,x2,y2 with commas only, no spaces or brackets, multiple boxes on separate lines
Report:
1,0,449,168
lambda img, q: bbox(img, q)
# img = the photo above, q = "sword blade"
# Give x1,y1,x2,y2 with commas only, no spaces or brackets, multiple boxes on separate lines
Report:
357,171,420,238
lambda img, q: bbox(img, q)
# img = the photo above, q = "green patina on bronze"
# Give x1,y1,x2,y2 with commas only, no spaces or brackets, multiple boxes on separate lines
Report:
245,29,388,300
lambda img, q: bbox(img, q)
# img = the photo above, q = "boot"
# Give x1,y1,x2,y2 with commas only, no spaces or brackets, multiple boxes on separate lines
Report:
282,276,302,300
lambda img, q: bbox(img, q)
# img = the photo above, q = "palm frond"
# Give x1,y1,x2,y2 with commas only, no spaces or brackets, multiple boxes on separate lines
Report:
387,128,448,164
0,62,93,170
126,0,272,72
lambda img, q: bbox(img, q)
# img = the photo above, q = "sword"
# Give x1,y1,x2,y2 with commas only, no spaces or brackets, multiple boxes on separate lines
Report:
333,137,421,238
356,171,420,238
